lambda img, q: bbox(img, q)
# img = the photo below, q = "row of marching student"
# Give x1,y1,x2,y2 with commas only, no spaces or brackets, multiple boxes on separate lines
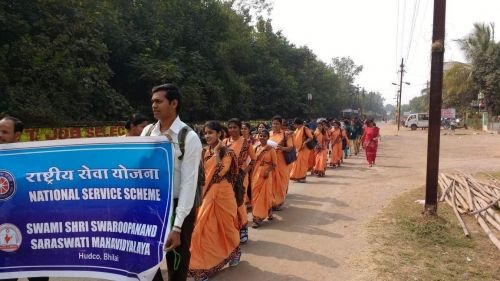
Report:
0,83,379,281
135,83,379,281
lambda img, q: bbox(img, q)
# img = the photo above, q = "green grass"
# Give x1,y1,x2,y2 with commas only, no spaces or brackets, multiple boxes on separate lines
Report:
368,185,500,281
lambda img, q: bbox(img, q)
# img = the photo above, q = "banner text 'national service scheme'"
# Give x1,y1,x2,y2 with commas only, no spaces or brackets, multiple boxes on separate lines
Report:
0,137,173,281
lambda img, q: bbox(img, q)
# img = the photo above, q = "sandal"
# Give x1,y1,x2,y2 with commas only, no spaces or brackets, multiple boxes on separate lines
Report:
229,248,242,267
240,228,248,244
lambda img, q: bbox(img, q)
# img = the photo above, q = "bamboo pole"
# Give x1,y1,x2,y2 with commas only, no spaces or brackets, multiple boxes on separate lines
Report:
452,185,470,236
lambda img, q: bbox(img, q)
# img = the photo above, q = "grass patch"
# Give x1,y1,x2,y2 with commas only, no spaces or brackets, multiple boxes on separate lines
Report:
368,185,500,281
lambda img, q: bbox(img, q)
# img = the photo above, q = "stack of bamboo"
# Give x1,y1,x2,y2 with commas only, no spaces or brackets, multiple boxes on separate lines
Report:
438,172,500,250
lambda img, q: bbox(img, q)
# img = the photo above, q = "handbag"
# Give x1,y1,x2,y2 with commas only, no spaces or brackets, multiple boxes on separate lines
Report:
233,170,245,206
284,149,297,164
304,127,317,150
282,132,297,164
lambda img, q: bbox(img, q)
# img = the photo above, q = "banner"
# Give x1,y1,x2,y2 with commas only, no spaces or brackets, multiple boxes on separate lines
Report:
441,108,456,119
0,137,173,281
20,126,129,142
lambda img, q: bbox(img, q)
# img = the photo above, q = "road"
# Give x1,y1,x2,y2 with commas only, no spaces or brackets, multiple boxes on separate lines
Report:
25,124,500,281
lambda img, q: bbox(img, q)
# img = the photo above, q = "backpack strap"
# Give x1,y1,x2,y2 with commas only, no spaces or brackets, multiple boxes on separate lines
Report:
144,122,157,136
178,125,192,160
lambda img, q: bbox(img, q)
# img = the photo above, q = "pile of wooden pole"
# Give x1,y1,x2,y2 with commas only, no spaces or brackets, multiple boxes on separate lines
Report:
438,172,500,250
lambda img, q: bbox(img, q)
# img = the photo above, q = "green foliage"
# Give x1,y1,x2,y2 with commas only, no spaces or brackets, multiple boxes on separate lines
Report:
454,23,500,114
0,0,379,125
0,0,131,125
443,62,475,114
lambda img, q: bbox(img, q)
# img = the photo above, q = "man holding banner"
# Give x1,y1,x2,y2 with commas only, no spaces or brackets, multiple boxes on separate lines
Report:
0,116,49,281
142,84,202,281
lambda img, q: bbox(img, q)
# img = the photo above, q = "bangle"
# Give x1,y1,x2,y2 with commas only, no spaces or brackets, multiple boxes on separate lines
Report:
172,226,182,233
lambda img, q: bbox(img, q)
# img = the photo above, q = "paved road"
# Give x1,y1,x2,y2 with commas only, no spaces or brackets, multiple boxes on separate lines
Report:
21,124,500,281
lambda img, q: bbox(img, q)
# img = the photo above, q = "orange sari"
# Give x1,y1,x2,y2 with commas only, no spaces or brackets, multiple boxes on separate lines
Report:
222,137,255,230
270,131,292,208
313,129,328,175
251,144,277,222
290,126,313,181
189,148,240,279
329,127,342,166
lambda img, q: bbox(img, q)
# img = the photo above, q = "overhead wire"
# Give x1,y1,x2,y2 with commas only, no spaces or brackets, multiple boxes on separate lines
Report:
405,0,420,64
395,0,401,67
406,0,431,73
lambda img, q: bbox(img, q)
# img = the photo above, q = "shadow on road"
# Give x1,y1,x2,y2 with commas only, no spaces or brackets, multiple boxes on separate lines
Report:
287,193,348,207
259,205,353,237
215,261,311,281
241,240,339,268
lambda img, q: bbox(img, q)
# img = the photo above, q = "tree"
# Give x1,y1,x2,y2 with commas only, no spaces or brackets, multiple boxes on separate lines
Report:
442,62,474,113
0,0,130,125
456,23,500,114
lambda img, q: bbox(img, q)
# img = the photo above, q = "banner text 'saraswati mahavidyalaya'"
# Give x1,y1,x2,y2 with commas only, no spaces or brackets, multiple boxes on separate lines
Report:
0,137,173,281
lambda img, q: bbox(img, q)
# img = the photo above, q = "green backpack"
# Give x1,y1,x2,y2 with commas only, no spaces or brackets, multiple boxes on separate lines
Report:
146,124,204,208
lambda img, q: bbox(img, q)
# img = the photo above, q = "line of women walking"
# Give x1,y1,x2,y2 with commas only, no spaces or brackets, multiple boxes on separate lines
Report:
184,116,379,281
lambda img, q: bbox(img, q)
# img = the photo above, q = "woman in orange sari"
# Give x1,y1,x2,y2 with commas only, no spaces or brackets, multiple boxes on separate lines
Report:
189,121,241,281
222,118,255,244
270,116,293,210
242,122,256,146
251,129,277,228
329,121,343,167
313,120,328,176
289,118,313,182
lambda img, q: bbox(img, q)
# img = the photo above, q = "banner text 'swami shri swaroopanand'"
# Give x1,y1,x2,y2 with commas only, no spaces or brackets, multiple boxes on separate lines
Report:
0,137,174,281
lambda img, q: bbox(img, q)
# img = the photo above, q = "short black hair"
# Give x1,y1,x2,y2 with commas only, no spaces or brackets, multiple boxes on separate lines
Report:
151,83,181,113
227,118,242,128
272,115,283,123
2,116,24,133
242,122,251,129
293,118,303,125
125,113,148,130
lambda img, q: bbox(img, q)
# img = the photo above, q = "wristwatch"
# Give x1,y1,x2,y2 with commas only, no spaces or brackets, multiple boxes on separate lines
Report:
172,226,182,233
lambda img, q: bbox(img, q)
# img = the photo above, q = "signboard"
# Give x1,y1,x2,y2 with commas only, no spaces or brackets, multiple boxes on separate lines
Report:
441,108,456,119
20,126,129,142
0,137,173,281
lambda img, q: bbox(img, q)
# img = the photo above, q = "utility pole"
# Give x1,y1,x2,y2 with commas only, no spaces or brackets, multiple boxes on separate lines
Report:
424,0,446,216
397,58,405,131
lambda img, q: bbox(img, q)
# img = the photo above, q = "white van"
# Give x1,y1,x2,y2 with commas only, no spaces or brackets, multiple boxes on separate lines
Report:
404,113,429,130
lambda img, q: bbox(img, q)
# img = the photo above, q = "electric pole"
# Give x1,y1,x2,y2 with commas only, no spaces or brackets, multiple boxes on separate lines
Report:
397,58,405,131
424,0,446,216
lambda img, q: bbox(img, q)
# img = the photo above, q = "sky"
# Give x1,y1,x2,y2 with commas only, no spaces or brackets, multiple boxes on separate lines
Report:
270,0,500,105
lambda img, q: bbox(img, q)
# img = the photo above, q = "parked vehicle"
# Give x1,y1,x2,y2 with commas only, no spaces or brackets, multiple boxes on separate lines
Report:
404,113,429,130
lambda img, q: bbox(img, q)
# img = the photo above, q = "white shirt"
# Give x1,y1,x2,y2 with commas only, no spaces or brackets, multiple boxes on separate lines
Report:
141,116,202,228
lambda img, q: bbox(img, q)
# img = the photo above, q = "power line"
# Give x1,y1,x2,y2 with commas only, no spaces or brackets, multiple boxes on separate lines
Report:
395,0,401,66
400,0,407,60
407,0,431,72
405,0,421,63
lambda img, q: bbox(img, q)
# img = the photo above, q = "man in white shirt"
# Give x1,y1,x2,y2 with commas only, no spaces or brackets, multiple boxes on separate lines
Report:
141,84,202,281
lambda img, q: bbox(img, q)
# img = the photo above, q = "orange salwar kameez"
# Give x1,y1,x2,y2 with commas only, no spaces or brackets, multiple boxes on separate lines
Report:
290,126,313,181
189,149,240,279
251,144,277,223
270,131,293,208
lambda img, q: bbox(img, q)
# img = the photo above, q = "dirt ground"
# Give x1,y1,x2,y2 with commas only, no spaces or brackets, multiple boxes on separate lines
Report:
28,123,500,281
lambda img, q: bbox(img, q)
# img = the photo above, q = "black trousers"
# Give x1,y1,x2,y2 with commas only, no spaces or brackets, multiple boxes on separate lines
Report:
152,199,196,281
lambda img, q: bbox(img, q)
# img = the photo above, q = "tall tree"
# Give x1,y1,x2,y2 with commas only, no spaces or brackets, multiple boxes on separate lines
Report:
456,23,500,114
